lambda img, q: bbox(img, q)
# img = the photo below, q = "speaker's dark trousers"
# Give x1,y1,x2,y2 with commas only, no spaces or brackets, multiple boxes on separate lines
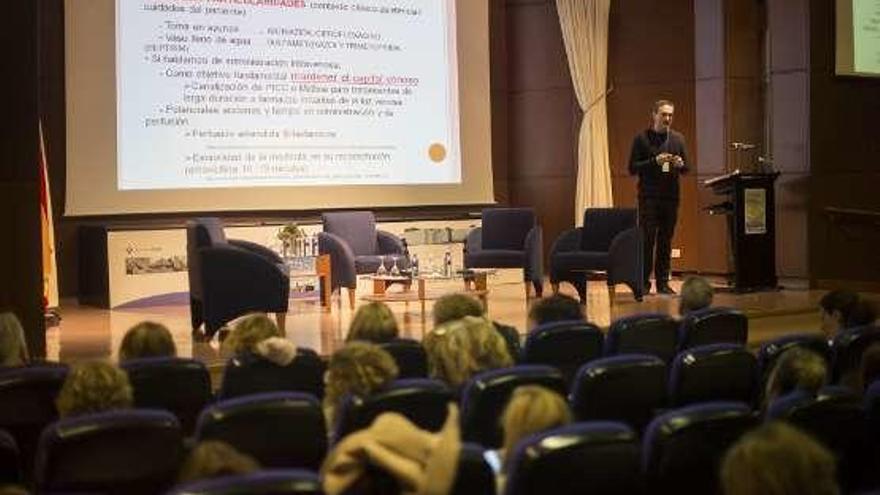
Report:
639,197,678,284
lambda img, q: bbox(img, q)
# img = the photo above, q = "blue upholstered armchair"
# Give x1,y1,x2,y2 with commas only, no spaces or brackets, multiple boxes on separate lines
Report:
464,208,544,297
187,218,289,339
318,211,408,307
549,208,643,304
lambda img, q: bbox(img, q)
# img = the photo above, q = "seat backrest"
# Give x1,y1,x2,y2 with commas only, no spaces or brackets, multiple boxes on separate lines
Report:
0,364,67,479
186,218,227,297
219,349,325,400
521,321,604,386
605,313,678,363
505,422,642,495
677,307,748,351
767,386,868,490
669,343,757,407
121,357,213,435
570,354,667,432
322,211,378,256
480,208,536,250
0,429,20,484
580,208,637,252
865,379,880,445
450,443,496,495
334,379,453,442
643,402,756,495
196,392,327,471
380,338,429,378
831,325,880,383
35,409,183,495
460,365,566,448
756,333,831,386
166,469,323,495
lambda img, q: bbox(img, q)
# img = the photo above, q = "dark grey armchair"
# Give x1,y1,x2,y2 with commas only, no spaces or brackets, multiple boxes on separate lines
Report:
464,208,543,297
187,218,289,339
549,208,643,304
318,211,407,307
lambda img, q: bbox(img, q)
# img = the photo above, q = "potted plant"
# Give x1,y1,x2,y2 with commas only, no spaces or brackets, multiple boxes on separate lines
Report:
277,222,305,258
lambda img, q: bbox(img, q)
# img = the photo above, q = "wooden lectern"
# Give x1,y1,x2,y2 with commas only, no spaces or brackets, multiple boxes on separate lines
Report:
704,170,780,292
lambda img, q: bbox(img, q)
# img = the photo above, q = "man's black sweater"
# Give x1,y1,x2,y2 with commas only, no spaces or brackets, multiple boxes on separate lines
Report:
628,128,690,201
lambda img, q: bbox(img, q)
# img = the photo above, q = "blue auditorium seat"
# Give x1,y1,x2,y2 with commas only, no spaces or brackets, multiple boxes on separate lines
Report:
505,422,642,495
668,343,757,407
166,469,323,495
196,392,327,471
122,356,212,435
643,401,756,494
35,409,183,494
570,354,666,432
460,365,566,448
333,378,453,442
520,320,603,386
677,307,748,351
604,313,678,363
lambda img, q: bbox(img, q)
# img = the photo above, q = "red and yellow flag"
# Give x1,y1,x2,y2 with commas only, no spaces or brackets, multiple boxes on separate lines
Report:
39,122,59,309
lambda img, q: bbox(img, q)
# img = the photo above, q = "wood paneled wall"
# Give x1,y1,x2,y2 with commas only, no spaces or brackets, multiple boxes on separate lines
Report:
807,0,880,287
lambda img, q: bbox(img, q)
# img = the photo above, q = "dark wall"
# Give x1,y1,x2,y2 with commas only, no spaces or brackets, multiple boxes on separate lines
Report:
808,0,880,288
499,0,580,255
1,1,45,357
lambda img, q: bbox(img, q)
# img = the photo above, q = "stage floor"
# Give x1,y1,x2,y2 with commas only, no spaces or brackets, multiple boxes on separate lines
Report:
46,276,840,375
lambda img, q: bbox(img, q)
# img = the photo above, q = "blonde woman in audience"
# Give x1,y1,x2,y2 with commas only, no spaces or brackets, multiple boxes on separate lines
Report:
678,276,714,316
323,342,399,433
118,321,177,361
0,312,28,367
56,360,134,418
177,440,260,483
221,313,301,366
434,293,522,360
423,316,513,392
346,302,399,344
493,385,572,487
763,347,828,408
722,422,839,495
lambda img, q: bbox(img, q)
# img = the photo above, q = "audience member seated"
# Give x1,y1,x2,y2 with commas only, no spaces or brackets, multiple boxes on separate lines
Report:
819,289,860,337
321,404,460,495
721,421,839,495
118,321,177,361
177,440,260,484
678,276,714,316
846,299,877,329
526,294,584,329
423,316,513,394
345,302,399,344
857,343,880,392
55,360,134,418
492,386,571,490
763,348,828,409
0,486,27,495
323,342,399,434
433,294,521,361
222,313,296,366
0,312,28,368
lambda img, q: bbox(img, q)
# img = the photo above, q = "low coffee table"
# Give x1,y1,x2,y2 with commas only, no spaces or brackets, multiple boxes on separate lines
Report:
361,270,492,315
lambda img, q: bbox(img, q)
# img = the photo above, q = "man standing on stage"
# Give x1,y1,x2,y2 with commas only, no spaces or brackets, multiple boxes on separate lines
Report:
628,99,689,295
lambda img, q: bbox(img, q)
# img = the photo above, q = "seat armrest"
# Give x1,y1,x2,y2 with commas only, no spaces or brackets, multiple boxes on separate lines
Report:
549,228,582,255
318,231,357,289
524,225,544,282
464,227,483,254
228,239,283,264
376,230,405,255
607,226,643,288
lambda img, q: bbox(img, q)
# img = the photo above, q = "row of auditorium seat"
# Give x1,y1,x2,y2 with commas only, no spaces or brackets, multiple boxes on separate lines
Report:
4,386,880,494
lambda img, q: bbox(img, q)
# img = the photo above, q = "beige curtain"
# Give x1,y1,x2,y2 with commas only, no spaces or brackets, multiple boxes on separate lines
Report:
556,0,613,225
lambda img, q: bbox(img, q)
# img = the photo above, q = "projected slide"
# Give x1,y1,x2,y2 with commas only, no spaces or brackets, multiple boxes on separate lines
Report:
854,0,880,75
116,0,460,190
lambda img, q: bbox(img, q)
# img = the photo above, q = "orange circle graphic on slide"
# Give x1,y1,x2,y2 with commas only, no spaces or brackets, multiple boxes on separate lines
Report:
428,143,447,163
